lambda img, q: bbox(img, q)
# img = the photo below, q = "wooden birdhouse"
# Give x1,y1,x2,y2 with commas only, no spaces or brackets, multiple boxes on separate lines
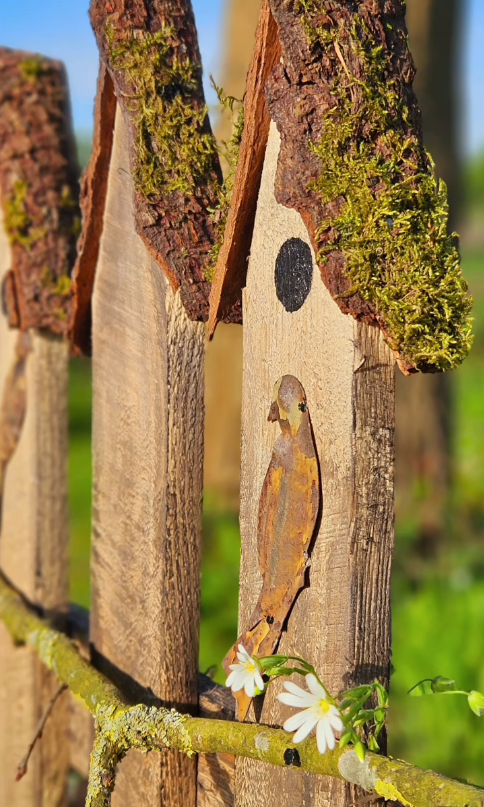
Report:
208,1,471,805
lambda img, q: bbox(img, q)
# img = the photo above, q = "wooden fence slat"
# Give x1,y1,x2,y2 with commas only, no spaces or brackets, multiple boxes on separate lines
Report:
0,210,70,807
235,124,395,807
90,106,204,807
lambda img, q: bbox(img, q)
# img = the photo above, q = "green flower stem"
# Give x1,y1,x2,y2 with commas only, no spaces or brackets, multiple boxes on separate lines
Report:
1,572,484,807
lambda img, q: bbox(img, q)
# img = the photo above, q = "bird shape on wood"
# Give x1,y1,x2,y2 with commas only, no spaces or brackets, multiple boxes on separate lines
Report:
223,374,321,720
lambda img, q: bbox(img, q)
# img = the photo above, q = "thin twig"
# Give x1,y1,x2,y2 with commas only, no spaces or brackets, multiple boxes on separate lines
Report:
16,682,68,781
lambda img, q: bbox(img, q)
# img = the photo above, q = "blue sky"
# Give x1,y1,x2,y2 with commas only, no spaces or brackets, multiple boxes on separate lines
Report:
1,0,483,154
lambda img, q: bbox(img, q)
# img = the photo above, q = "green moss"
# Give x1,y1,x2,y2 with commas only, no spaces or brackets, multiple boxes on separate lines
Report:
291,2,473,371
106,23,219,199
54,275,72,297
5,180,31,246
4,180,47,250
20,57,45,82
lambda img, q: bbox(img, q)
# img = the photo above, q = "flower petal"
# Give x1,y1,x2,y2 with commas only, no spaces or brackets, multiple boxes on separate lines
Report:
293,714,319,744
328,708,344,732
279,692,314,708
229,673,247,692
306,674,327,699
226,670,237,687
283,708,314,733
255,671,265,692
316,719,328,754
244,677,256,698
324,719,336,750
282,681,318,706
284,681,308,696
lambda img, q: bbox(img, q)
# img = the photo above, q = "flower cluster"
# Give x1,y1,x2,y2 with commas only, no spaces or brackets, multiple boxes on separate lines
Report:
224,647,484,760
225,645,385,760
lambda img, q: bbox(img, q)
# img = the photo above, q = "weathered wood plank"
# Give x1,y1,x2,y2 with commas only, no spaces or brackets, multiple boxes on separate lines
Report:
235,124,395,807
0,207,70,806
90,106,204,807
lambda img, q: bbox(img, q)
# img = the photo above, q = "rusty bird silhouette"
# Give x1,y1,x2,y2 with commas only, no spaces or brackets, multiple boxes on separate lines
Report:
224,375,321,720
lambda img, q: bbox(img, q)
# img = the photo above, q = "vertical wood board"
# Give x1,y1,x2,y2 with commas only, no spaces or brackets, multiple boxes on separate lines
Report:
90,106,204,807
0,209,70,807
236,124,395,807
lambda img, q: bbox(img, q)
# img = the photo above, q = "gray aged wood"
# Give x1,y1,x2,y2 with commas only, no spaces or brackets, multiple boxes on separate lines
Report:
235,124,395,807
90,106,204,807
0,210,70,806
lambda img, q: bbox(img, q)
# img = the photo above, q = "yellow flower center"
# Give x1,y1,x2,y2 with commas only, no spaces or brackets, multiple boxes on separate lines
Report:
244,661,256,674
318,699,331,716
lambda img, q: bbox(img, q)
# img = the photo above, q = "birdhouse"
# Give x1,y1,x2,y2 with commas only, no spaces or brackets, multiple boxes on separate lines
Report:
208,2,471,805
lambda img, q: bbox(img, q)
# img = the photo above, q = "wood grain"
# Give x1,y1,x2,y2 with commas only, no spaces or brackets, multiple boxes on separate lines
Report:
0,210,70,807
235,124,395,807
90,106,204,807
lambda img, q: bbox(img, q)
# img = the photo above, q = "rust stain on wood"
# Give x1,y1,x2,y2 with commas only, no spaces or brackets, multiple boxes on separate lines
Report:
0,48,80,336
223,375,320,720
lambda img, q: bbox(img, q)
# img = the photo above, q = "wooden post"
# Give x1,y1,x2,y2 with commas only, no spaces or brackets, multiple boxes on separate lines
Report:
0,209,70,806
235,125,395,807
0,48,78,807
89,106,204,807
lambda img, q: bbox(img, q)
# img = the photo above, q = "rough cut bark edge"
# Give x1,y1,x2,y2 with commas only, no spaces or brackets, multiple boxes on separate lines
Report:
88,0,223,324
70,62,116,356
0,48,80,336
208,0,281,335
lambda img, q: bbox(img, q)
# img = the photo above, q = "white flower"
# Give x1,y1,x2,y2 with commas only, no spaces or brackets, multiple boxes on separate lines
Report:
226,644,265,698
278,673,344,753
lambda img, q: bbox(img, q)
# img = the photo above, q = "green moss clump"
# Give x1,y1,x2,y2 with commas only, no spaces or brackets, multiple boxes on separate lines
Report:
5,179,31,246
292,3,473,371
54,275,72,296
106,23,219,198
20,57,45,82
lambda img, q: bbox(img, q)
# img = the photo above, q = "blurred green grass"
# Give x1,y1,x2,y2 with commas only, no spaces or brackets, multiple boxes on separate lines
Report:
68,237,484,785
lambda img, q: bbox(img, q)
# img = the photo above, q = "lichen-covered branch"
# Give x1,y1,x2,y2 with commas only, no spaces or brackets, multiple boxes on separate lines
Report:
1,572,483,807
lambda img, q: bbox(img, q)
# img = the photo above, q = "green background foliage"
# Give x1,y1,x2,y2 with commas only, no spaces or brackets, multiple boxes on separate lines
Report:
70,141,484,786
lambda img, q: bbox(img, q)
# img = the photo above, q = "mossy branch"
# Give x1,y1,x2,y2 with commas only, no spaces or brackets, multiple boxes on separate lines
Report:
1,572,483,807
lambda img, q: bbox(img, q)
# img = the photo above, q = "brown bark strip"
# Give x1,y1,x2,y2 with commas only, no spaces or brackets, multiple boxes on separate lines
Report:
208,0,281,334
71,63,116,356
264,0,411,324
89,0,223,322
0,48,80,336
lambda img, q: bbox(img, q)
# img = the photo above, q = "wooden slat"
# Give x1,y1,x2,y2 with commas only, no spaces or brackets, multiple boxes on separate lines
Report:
235,124,395,807
0,208,70,806
90,106,204,807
